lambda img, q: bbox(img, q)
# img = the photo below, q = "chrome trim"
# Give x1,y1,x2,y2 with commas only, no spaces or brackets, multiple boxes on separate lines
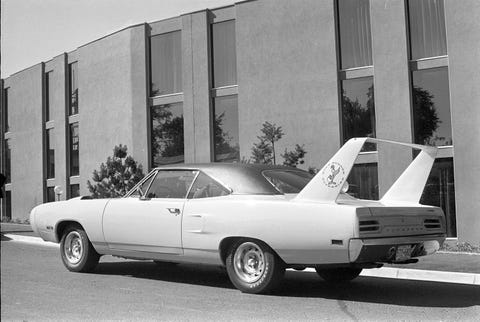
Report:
358,234,445,246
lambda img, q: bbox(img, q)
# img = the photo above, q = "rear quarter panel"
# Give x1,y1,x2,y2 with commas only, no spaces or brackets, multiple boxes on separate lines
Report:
182,195,357,265
31,199,109,245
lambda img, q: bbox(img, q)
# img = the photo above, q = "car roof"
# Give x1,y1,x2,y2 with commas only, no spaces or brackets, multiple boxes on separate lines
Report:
153,163,307,195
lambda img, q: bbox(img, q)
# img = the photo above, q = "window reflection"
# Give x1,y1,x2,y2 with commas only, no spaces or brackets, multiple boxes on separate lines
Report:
70,184,80,199
347,163,379,200
69,62,78,115
213,95,239,162
212,20,237,87
412,67,452,146
45,72,52,121
47,187,55,202
5,139,11,183
3,88,9,132
69,123,79,176
150,31,182,96
150,103,184,166
408,0,447,60
421,158,456,237
46,129,55,179
337,0,373,69
5,191,11,219
341,77,376,151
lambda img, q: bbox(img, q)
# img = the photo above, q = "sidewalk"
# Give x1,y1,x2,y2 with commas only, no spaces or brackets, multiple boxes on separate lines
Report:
2,222,479,285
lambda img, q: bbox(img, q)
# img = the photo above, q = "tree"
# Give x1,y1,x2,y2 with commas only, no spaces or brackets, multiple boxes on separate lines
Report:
412,86,440,145
282,144,307,167
87,145,145,198
250,121,306,167
213,112,239,161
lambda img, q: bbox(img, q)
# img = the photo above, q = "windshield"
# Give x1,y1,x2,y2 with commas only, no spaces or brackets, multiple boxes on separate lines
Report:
262,170,313,194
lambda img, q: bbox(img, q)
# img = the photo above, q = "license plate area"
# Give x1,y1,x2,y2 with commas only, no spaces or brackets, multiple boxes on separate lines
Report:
395,245,414,261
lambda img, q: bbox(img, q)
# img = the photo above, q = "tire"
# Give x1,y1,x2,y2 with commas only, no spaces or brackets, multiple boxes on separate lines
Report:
60,225,100,273
315,267,362,283
225,239,284,294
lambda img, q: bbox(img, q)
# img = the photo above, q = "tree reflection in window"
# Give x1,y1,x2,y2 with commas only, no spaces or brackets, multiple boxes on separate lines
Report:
151,103,184,167
341,77,376,151
213,96,239,162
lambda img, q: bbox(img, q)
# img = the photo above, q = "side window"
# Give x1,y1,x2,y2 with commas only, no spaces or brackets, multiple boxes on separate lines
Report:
129,172,156,197
188,172,230,199
146,170,196,199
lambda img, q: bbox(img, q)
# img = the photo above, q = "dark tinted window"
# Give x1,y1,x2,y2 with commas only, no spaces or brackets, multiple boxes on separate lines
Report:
70,184,80,198
146,170,196,199
5,190,12,219
69,62,78,115
337,0,373,69
341,77,376,150
5,139,11,183
212,20,237,87
69,123,79,176
151,103,184,166
188,172,230,199
3,88,9,132
408,0,447,60
263,170,313,194
47,187,55,202
412,67,452,146
45,72,52,121
347,163,379,200
150,31,182,96
213,95,239,162
46,129,55,179
421,157,456,237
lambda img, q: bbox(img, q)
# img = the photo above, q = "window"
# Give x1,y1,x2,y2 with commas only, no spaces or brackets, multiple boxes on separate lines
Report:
69,123,79,176
150,31,182,96
337,0,373,69
263,170,313,194
150,103,184,167
146,170,196,199
129,171,156,197
188,172,230,199
421,158,456,237
69,62,78,115
46,187,55,202
45,72,53,121
3,88,8,132
211,20,237,87
4,139,11,183
340,77,376,150
46,129,55,179
408,0,447,60
347,163,379,200
70,184,80,198
412,67,452,146
5,191,12,219
213,95,239,162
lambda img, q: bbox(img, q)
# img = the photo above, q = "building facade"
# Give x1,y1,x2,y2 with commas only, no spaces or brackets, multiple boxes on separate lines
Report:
1,0,479,243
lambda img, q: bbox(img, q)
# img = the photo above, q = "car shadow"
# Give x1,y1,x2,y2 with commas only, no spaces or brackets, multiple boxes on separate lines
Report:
94,260,480,308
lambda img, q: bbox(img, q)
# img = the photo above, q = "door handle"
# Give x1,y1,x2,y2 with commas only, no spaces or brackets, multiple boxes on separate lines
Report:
167,208,181,216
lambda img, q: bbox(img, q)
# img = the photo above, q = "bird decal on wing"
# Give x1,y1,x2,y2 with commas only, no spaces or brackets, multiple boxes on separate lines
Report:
327,164,341,186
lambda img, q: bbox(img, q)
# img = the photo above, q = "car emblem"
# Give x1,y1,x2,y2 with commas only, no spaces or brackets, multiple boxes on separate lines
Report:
321,162,345,188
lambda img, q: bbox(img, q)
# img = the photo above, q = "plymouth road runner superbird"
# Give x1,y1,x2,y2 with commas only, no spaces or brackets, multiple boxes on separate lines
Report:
30,138,446,293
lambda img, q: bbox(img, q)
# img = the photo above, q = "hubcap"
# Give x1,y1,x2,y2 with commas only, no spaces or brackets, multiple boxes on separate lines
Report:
233,242,265,283
64,231,83,265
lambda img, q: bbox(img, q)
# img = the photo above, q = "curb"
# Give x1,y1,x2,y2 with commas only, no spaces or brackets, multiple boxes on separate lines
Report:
4,233,480,286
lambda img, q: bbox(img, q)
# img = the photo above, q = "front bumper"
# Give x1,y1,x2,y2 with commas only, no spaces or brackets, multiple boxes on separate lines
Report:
349,234,446,263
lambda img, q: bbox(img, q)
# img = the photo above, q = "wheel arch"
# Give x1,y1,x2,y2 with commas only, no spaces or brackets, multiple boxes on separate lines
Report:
218,236,285,266
55,220,84,242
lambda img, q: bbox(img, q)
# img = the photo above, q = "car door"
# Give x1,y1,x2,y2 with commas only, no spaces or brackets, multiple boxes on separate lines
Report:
102,170,197,254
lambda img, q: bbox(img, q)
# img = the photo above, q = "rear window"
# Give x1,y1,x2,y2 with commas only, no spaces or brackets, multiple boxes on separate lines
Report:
262,170,313,194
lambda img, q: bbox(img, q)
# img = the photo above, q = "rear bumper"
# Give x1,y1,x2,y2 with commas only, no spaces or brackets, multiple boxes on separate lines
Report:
349,234,446,263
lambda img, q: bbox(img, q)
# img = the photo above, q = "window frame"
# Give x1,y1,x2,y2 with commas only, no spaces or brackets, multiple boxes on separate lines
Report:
187,170,231,199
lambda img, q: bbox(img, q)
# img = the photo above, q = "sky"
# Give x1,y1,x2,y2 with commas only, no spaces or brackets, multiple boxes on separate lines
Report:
1,0,236,78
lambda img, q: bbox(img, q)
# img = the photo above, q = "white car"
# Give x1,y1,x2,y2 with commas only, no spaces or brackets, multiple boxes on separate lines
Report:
30,138,446,293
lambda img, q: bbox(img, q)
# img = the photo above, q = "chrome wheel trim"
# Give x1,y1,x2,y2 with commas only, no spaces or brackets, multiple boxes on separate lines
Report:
233,242,265,284
63,231,83,265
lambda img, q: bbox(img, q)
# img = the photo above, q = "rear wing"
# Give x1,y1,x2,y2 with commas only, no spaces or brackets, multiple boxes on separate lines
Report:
294,137,437,204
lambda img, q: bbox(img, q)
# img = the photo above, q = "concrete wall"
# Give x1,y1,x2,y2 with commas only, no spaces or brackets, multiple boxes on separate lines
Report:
77,25,146,194
3,65,44,220
445,0,480,244
236,0,340,168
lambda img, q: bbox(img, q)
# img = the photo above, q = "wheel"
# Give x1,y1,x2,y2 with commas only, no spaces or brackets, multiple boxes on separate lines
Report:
315,267,362,283
225,239,284,294
60,225,100,272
